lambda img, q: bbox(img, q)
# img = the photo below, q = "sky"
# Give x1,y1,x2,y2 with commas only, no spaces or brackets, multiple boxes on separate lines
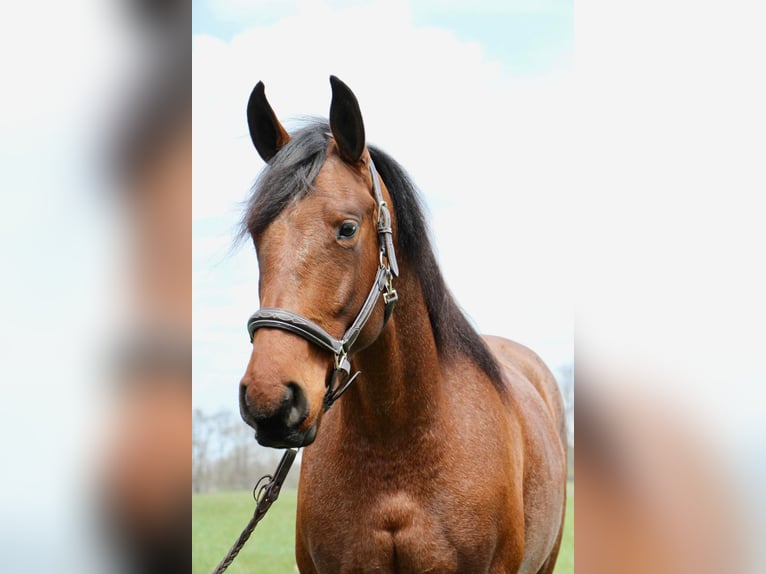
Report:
192,0,575,414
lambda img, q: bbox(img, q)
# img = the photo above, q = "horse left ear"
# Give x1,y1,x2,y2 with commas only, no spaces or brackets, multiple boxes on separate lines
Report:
329,76,366,164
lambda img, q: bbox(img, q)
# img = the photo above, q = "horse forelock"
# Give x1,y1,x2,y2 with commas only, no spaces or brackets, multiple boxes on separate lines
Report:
241,119,329,242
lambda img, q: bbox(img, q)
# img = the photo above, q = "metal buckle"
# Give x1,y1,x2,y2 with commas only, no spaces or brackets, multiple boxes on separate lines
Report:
383,287,398,306
383,273,398,306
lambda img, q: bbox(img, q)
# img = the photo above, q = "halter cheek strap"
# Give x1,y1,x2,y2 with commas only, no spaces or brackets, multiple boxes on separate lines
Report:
246,159,398,411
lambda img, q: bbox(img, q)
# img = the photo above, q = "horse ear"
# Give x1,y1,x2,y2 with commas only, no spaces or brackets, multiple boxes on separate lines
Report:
247,81,291,162
329,75,366,164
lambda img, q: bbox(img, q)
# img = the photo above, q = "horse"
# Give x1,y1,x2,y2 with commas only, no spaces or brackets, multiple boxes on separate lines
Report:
237,76,567,574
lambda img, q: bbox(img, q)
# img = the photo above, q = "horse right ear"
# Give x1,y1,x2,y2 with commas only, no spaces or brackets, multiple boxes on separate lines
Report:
329,75,366,164
247,81,291,162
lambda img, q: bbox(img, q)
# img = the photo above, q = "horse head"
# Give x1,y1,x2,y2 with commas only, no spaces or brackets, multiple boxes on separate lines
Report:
238,77,396,448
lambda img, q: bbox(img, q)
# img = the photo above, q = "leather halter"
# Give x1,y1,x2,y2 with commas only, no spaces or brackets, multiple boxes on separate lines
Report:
246,159,399,411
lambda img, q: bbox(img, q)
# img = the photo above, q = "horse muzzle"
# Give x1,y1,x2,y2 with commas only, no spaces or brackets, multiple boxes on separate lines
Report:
239,382,318,448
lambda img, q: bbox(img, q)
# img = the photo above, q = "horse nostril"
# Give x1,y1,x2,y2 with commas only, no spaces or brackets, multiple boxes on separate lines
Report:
283,382,308,428
239,384,257,427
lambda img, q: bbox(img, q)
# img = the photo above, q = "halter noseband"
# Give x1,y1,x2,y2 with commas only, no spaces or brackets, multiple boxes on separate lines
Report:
246,159,399,411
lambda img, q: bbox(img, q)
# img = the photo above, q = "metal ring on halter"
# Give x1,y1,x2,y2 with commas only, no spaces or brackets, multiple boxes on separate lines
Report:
253,474,272,503
324,365,361,410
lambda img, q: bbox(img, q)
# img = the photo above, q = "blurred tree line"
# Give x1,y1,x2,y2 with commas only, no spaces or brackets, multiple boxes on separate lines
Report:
192,409,301,493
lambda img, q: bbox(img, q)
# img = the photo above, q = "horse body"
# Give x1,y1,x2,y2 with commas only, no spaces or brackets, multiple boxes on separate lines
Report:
295,273,566,573
238,76,567,574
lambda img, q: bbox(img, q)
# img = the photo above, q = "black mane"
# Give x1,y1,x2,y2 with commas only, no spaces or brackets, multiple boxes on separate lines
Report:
241,119,507,396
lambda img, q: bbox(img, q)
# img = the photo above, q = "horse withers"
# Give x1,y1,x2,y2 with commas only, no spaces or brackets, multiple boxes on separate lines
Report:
237,76,567,574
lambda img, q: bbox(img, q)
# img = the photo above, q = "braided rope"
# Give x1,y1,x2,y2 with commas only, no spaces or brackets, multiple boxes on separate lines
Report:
211,449,298,574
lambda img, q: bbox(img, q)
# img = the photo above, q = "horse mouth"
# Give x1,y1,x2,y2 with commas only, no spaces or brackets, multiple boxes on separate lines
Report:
254,418,318,449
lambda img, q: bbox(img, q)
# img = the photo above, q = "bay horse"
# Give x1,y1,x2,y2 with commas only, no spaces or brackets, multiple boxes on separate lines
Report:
238,76,567,573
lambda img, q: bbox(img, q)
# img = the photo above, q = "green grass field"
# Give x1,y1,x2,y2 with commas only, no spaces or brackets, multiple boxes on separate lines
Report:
193,482,574,573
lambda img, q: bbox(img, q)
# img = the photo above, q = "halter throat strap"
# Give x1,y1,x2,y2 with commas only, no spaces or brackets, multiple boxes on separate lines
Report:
246,158,398,411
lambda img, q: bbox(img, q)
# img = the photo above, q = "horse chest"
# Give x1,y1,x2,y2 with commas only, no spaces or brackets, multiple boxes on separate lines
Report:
299,485,504,574
303,490,457,573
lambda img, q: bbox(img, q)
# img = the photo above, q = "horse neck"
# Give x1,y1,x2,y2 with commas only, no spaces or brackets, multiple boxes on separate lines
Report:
340,267,443,443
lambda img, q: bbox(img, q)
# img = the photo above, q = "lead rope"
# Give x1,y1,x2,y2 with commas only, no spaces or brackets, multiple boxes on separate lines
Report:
211,448,298,574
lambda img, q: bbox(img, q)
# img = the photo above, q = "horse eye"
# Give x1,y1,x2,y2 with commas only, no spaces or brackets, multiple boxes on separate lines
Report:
337,222,358,239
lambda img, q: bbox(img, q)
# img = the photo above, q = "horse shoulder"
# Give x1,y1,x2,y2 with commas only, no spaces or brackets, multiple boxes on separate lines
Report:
483,334,566,444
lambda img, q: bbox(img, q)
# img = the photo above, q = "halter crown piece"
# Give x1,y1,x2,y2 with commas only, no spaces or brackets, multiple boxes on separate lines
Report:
246,159,399,411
